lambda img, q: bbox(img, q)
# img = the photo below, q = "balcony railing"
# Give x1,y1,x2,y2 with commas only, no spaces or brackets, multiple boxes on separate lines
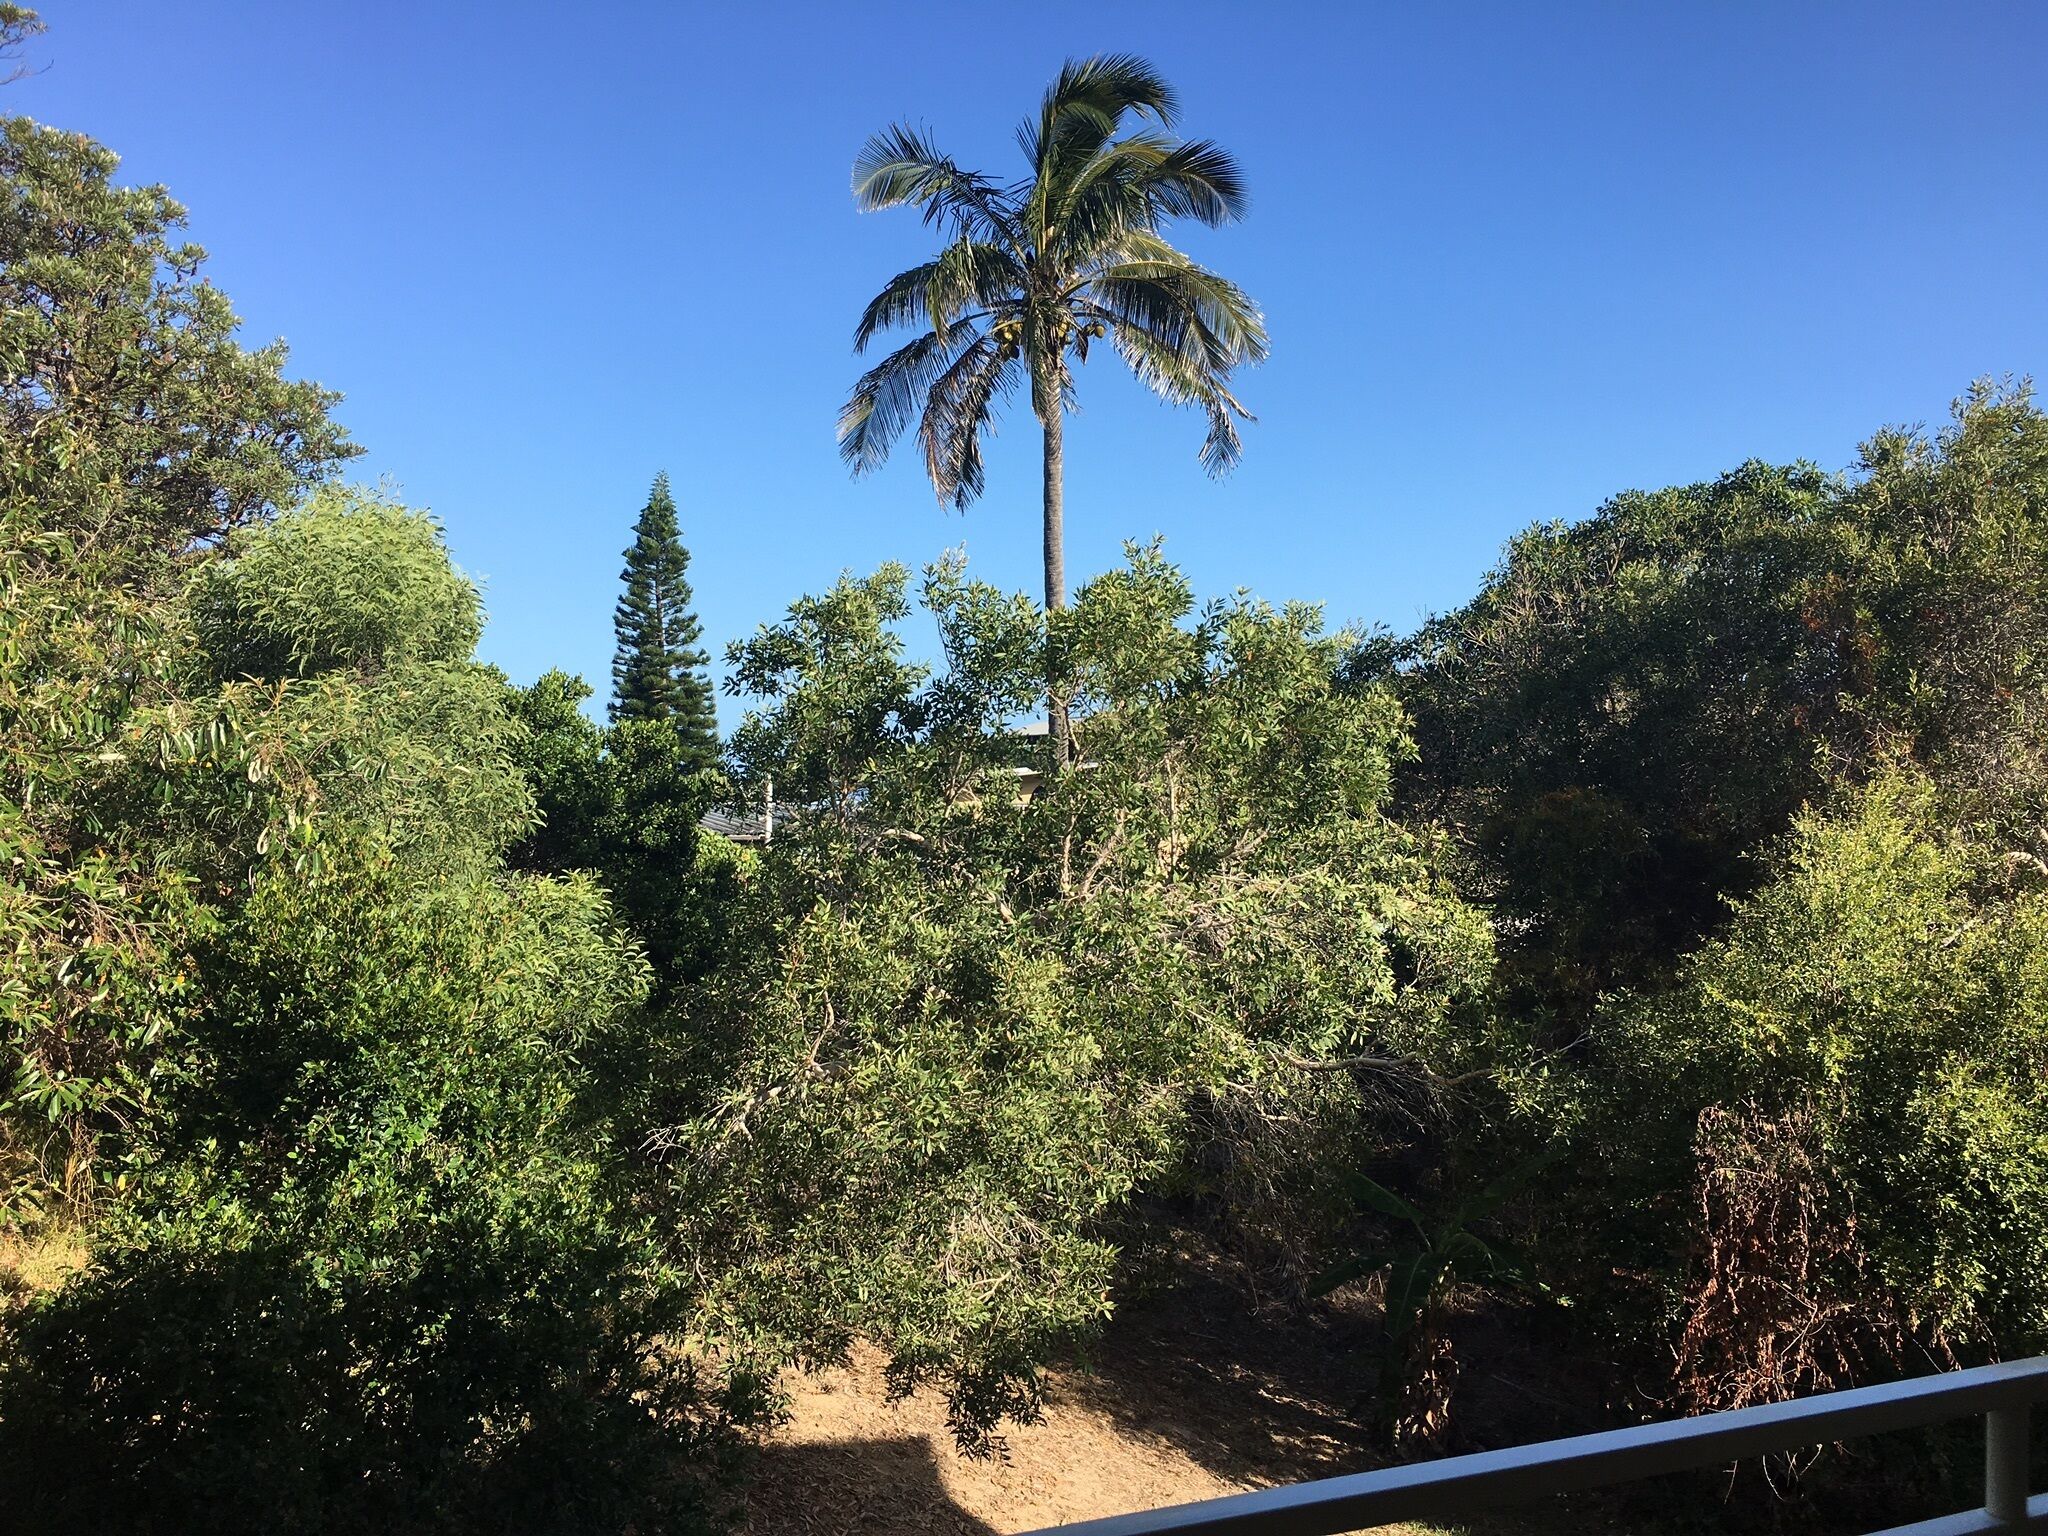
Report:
1022,1357,2048,1536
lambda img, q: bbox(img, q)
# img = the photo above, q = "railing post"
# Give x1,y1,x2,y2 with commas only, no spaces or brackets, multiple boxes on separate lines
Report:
1028,1362,2048,1536
1987,1404,2030,1522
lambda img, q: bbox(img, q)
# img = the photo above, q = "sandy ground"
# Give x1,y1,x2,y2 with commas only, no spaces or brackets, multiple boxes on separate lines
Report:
738,1262,1457,1536
741,1342,1257,1535
735,1233,1645,1536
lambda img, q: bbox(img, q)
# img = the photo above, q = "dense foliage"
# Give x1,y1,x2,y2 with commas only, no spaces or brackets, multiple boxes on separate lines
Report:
0,102,752,1533
501,669,732,990
1402,384,2048,1029
1402,380,2048,1422
1623,772,2048,1410
8,20,2048,1532
647,548,1498,1444
0,852,757,1535
1,108,356,1195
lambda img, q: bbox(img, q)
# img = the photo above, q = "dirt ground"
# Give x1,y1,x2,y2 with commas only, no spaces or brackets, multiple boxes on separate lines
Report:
742,1341,1256,1535
0,1216,1947,1534
736,1255,1967,1536
739,1255,1502,1536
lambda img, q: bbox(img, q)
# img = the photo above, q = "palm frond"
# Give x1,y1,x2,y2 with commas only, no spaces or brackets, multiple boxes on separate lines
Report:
1102,314,1254,476
1085,260,1269,369
1024,54,1180,236
927,239,1024,333
1045,53,1179,138
920,335,1018,509
852,246,1022,351
838,319,979,475
853,261,944,352
1052,134,1250,254
1089,274,1261,378
1046,134,1173,257
1100,311,1211,405
1017,53,1176,170
1195,389,1251,475
1079,282,1201,370
1137,138,1250,225
1082,226,1182,266
852,124,1019,245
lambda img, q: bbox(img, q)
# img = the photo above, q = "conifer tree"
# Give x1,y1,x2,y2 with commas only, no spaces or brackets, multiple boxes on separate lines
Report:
609,473,717,763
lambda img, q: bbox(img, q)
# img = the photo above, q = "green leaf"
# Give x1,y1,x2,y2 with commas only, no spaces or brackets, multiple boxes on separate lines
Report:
1342,1171,1427,1228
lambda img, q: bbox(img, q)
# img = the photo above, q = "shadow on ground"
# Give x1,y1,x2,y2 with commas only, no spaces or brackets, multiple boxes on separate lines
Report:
742,1436,1000,1536
1055,1229,1629,1490
737,1238,1636,1534
1049,1259,1382,1488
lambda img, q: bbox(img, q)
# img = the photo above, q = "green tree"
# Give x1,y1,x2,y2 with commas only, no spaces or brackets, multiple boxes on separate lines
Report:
3,490,762,1534
0,89,756,1532
2,113,355,1198
184,488,534,876
656,547,1498,1448
0,117,354,579
840,54,1268,766
1610,771,2048,1411
609,472,716,762
1396,460,1843,1022
503,671,732,991
0,844,759,1536
1392,381,2048,1426
500,670,610,874
1399,381,2048,1029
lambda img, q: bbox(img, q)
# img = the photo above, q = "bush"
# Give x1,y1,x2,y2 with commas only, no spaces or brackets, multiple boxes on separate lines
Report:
0,847,764,1535
1613,771,2048,1400
191,488,482,681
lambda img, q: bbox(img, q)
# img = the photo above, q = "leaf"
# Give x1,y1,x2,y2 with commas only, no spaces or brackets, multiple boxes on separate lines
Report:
1381,1251,1447,1338
1342,1170,1427,1228
1307,1249,1395,1299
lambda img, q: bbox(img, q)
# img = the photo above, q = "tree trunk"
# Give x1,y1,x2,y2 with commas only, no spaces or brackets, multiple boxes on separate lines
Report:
1040,371,1072,774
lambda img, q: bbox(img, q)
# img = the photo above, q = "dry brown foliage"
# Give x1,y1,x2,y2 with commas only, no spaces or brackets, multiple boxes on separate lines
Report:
1672,1102,1943,1420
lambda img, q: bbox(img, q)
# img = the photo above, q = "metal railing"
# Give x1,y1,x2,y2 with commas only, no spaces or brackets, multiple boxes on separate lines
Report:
1022,1357,2048,1536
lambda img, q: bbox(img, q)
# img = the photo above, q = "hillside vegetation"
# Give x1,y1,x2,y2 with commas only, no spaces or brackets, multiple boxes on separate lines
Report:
6,26,2048,1536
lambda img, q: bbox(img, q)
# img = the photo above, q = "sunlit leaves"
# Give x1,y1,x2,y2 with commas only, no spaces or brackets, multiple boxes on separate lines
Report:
684,548,1495,1447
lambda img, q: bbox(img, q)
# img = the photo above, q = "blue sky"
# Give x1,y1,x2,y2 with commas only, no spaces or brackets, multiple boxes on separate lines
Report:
14,3,2048,721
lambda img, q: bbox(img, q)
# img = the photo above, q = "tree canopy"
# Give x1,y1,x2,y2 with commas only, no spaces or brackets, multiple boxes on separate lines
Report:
610,471,717,766
842,53,1266,766
0,111,751,1534
1395,380,2048,1425
653,545,1500,1444
10,26,2048,1532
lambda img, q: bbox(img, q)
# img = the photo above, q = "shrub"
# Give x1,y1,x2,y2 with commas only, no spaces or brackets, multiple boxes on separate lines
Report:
1615,771,2048,1396
0,846,764,1535
191,488,481,681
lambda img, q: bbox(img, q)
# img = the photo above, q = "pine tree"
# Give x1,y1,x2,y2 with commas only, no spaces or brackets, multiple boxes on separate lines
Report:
609,473,718,764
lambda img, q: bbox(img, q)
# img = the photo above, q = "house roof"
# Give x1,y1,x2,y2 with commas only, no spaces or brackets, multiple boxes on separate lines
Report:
697,804,794,841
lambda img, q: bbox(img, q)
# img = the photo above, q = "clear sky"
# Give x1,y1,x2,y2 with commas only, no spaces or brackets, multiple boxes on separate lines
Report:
12,3,2048,720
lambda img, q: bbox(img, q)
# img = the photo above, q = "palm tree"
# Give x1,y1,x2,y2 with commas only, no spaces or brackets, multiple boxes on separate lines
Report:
840,53,1267,766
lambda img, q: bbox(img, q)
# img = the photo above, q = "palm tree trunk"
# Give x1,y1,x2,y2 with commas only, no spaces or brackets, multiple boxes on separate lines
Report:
1040,386,1072,773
